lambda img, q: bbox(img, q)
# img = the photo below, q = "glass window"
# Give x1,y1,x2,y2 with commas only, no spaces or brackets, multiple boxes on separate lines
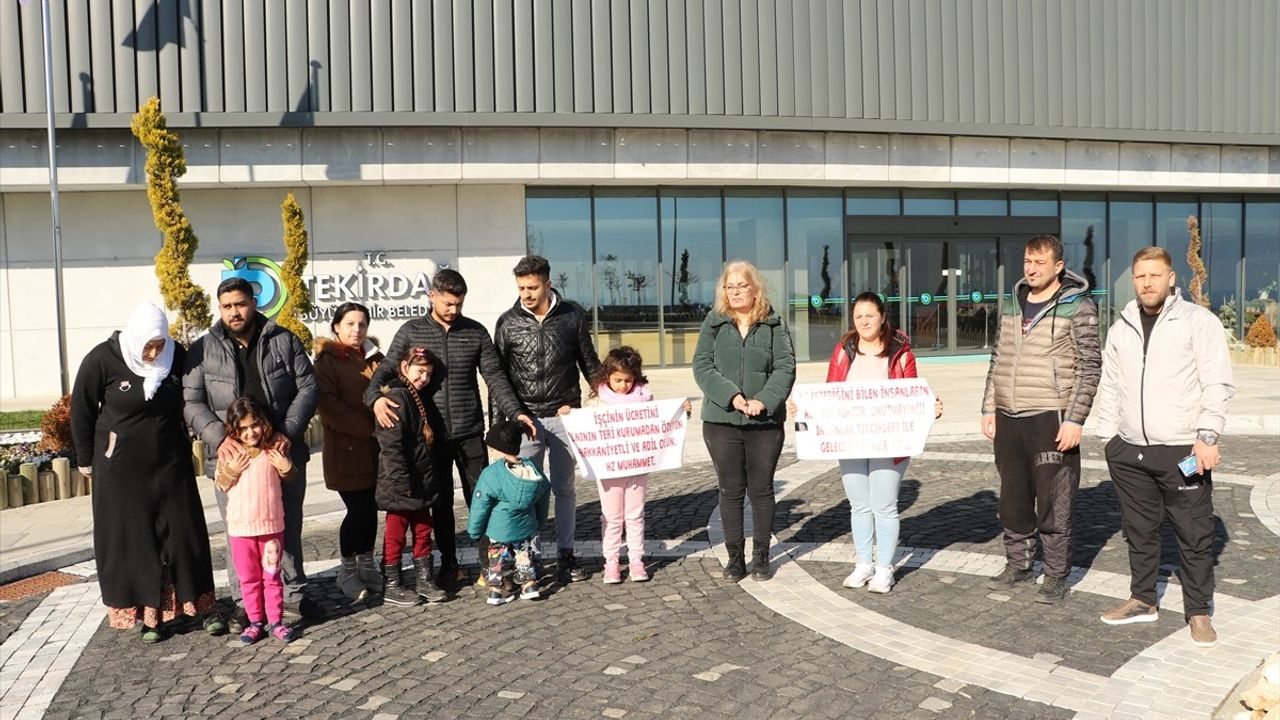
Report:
902,189,955,215
525,189,593,309
1201,200,1243,332
1061,195,1108,323
725,190,785,314
660,190,723,364
957,190,1008,216
593,189,660,359
1244,200,1280,338
846,189,900,215
1155,197,1198,303
786,190,844,362
1109,196,1154,315
1011,191,1059,216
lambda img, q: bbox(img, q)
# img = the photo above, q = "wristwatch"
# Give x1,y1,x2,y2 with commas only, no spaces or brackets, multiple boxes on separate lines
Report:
1197,430,1220,446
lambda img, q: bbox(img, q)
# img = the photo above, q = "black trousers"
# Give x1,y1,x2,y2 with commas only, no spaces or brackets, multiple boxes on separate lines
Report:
993,412,1080,579
337,488,378,557
432,434,489,566
704,421,785,548
1104,437,1216,618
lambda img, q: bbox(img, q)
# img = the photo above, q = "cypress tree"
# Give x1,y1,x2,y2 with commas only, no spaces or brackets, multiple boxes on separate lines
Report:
276,193,313,347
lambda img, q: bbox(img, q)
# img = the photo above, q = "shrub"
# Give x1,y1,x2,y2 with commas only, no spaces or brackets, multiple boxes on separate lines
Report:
37,395,74,453
1245,313,1277,348
275,193,313,347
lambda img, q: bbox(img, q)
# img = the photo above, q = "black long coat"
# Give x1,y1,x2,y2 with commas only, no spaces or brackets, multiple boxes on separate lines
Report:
373,382,447,513
70,335,215,610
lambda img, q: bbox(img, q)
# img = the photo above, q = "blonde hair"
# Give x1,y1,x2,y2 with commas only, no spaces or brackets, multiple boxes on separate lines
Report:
713,260,772,326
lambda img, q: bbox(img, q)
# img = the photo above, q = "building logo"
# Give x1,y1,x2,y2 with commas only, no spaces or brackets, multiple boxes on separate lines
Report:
221,256,288,318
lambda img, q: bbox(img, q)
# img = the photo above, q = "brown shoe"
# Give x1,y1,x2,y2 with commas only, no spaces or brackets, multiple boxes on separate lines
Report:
1188,615,1217,647
1100,597,1159,625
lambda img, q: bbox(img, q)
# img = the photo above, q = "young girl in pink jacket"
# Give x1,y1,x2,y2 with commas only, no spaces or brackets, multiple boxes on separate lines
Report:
216,396,297,644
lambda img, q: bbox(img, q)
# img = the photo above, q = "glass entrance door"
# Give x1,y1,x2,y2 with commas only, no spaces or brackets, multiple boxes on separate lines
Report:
847,236,1001,356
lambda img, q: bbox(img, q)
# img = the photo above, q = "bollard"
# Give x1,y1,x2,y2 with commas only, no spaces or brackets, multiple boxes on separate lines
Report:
38,471,56,503
19,463,37,505
53,458,72,500
6,470,21,509
71,467,85,497
192,440,206,479
84,474,93,495
0,469,6,510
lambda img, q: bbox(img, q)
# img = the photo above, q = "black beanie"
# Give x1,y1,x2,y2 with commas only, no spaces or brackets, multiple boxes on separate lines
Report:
485,420,526,457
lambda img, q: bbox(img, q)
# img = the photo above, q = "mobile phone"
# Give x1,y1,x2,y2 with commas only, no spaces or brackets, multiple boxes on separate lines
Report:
1177,453,1200,476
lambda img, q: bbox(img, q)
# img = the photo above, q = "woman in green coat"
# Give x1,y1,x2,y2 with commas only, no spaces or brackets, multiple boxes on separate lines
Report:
692,260,797,582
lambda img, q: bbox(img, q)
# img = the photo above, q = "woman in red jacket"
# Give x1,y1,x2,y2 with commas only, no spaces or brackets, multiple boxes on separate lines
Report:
825,292,943,594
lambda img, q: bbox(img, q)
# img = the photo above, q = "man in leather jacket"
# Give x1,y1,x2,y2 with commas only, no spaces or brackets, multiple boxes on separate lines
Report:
492,256,601,583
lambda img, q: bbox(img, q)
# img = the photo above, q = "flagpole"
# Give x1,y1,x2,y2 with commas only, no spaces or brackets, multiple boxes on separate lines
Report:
41,0,70,395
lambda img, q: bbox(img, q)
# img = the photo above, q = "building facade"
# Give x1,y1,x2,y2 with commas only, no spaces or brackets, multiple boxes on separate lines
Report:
1,0,1277,400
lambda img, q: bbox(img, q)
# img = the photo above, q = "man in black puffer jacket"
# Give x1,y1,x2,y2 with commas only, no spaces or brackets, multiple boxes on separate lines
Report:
493,255,601,584
366,269,532,585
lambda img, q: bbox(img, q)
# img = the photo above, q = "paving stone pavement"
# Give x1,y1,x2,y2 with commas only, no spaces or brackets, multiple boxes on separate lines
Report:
1,439,1276,719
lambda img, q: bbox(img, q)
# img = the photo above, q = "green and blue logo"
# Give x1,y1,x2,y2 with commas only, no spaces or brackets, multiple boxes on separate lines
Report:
222,256,288,318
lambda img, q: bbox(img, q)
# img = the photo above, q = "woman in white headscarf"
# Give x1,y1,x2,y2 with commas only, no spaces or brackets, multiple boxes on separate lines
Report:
70,302,221,643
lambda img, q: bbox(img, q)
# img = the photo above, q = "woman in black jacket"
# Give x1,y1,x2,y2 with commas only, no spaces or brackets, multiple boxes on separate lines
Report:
70,302,221,643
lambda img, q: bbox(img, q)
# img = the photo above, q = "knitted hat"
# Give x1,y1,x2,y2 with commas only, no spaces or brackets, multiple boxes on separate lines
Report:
485,421,526,457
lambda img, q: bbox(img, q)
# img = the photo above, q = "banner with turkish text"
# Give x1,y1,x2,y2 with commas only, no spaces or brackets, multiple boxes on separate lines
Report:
791,379,936,460
562,398,689,481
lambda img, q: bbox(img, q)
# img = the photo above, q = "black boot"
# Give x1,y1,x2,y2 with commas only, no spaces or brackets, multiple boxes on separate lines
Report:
750,544,772,581
382,563,421,607
413,556,447,603
723,542,747,582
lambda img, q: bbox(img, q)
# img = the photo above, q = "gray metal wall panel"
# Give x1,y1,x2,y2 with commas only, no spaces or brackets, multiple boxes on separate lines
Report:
1154,0,1170,130
908,0,926,121
776,0,795,117
757,0,776,116
955,0,973,123
610,0,630,113
348,1,371,111
571,0,593,112
1085,0,1100,128
2,0,27,112
630,0,651,114
473,0,494,112
327,0,350,112
806,0,826,119
534,0,555,112
891,0,910,120
432,0,455,112
938,0,956,123
794,0,814,119
860,0,879,119
648,0,669,114
182,0,206,112
684,0,704,115
306,0,327,112
924,0,942,122
20,1,46,113
843,0,862,119
724,0,743,116
133,0,158,109
65,0,92,113
391,1,413,111
1029,0,1045,125
491,0,515,114
553,0,574,111
243,0,268,112
157,0,181,112
1001,0,1017,124
1045,0,1061,127
48,0,68,113
274,0,300,112
703,0,723,115
515,0,536,112
825,1,844,119
222,1,244,110
592,0,613,113
667,0,686,114
972,0,990,124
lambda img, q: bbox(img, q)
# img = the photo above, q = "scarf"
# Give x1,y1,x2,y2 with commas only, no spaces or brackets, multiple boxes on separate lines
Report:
595,382,654,405
118,302,174,401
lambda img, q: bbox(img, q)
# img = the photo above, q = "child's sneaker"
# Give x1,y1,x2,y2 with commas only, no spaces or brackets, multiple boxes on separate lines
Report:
519,580,542,601
239,622,266,645
269,623,296,643
603,558,623,584
487,589,515,606
629,560,649,582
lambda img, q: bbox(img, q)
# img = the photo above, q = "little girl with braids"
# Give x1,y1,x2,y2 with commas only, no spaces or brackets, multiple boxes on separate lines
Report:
374,346,448,607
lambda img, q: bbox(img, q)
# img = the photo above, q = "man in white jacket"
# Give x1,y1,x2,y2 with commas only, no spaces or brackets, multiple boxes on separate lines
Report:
1093,246,1235,647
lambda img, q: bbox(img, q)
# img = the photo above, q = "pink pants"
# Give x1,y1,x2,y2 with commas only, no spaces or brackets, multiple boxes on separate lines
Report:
229,533,285,626
597,475,647,561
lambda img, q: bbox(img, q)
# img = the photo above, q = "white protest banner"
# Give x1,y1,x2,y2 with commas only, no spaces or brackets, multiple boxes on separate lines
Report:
562,398,689,481
791,379,936,460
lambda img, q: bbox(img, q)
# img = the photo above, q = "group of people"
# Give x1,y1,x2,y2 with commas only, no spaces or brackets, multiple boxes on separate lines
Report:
69,236,1233,650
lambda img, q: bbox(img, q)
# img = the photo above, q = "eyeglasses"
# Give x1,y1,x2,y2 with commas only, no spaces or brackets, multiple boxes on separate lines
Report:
724,283,755,294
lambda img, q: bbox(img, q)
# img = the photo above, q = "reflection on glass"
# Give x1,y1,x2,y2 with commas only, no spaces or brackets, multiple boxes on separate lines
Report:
725,190,785,314
594,189,660,360
1109,197,1154,315
903,189,955,215
787,191,843,362
958,191,1008,216
1244,201,1280,338
903,242,948,353
846,190,900,215
1061,196,1107,324
1011,191,1058,216
849,240,903,333
1156,199,1197,299
526,190,593,309
661,190,722,364
952,240,1000,352
1202,201,1242,320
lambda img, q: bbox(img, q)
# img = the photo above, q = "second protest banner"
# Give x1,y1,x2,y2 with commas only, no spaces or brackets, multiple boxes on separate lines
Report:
562,398,689,481
791,379,937,460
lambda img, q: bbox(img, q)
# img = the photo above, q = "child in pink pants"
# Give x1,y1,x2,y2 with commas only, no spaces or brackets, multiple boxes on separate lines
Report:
217,396,297,644
573,347,690,584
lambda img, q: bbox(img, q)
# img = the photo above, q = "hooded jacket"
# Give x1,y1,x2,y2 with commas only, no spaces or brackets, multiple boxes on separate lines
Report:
373,377,446,512
183,314,318,477
1093,290,1235,446
467,458,551,543
981,268,1101,425
493,290,601,418
314,337,383,492
825,329,920,465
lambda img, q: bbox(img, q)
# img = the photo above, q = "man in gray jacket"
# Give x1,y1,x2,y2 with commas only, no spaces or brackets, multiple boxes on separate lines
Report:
981,234,1102,605
1093,246,1235,647
184,277,319,630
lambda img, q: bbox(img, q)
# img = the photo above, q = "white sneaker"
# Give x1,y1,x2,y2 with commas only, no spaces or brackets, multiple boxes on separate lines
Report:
867,566,895,594
842,564,875,589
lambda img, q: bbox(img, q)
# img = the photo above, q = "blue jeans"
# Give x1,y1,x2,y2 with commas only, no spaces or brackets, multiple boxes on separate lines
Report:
519,415,577,552
839,458,908,567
